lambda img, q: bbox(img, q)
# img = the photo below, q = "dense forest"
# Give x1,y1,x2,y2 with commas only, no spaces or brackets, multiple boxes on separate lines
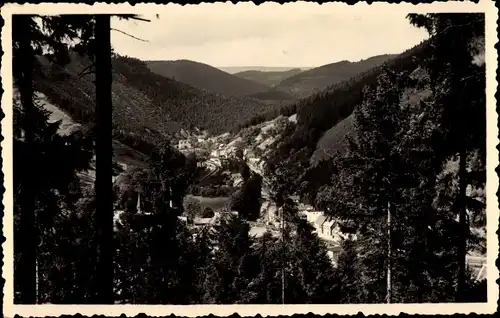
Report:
146,59,274,97
264,40,432,196
12,12,488,306
271,12,487,302
273,54,396,98
36,51,287,142
234,68,303,87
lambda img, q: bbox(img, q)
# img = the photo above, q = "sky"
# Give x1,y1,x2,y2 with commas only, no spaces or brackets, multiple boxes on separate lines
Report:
110,2,429,68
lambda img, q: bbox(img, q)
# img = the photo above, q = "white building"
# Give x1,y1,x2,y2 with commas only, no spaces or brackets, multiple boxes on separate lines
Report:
260,201,278,224
301,211,323,223
311,214,344,244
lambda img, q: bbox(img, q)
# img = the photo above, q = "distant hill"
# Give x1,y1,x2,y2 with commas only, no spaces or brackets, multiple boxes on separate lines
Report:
264,41,431,196
274,54,397,98
219,66,313,74
145,59,272,97
246,89,297,102
234,68,303,87
35,53,283,157
36,53,181,154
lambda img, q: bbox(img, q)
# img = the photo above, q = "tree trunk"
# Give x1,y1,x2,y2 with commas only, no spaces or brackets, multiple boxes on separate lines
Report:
457,148,468,301
281,205,285,305
16,15,37,304
386,201,392,304
94,14,114,304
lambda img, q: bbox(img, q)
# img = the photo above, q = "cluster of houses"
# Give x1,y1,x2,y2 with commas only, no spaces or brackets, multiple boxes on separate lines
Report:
260,199,349,244
190,211,239,228
113,190,349,266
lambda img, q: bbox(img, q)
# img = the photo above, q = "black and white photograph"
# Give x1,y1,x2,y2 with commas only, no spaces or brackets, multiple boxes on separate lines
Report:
2,1,498,316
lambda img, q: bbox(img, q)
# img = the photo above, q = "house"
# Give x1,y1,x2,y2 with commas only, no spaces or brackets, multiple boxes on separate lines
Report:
298,203,314,212
314,215,327,232
313,214,343,243
301,211,323,224
210,149,221,157
193,217,216,227
214,211,238,220
249,226,268,238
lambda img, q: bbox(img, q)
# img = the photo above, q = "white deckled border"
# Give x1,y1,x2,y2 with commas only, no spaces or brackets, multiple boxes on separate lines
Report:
1,1,498,317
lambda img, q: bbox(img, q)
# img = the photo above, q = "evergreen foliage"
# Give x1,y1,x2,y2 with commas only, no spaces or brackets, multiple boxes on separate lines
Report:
13,14,95,304
13,13,487,305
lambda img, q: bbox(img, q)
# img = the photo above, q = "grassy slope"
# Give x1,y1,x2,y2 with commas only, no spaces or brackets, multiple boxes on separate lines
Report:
146,59,271,97
274,54,396,98
310,80,434,166
310,113,355,165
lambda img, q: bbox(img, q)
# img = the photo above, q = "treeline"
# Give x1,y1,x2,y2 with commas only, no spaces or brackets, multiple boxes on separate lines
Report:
145,59,272,98
35,53,179,156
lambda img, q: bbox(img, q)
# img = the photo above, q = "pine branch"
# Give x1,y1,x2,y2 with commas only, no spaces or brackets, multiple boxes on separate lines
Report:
78,63,95,78
110,28,148,42
128,16,152,23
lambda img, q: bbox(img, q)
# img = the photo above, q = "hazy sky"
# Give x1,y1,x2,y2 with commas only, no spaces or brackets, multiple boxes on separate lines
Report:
110,2,429,68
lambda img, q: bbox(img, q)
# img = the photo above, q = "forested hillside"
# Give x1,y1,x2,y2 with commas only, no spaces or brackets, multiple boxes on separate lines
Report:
234,68,303,87
274,54,396,98
36,53,181,153
265,41,431,194
35,53,284,145
146,59,272,97
269,13,486,303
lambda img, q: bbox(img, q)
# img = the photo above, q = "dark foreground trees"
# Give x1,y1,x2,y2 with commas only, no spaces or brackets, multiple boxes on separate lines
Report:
407,13,486,301
13,14,95,304
316,13,486,303
14,13,487,305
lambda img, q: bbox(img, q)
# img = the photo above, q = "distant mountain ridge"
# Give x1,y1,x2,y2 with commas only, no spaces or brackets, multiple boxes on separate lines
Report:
274,54,397,98
35,53,286,155
234,68,303,87
145,59,272,98
218,66,314,74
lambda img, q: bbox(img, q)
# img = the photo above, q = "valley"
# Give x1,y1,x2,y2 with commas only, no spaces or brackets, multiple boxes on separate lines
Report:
34,39,487,280
12,11,489,306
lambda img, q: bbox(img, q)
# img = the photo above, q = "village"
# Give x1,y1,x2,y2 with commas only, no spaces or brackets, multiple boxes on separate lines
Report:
114,190,347,266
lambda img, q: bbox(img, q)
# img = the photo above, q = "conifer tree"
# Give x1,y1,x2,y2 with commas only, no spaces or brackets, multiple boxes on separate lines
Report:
285,207,337,304
247,232,283,304
316,69,446,302
203,215,258,303
333,237,362,303
12,14,94,304
231,171,262,221
407,13,486,301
